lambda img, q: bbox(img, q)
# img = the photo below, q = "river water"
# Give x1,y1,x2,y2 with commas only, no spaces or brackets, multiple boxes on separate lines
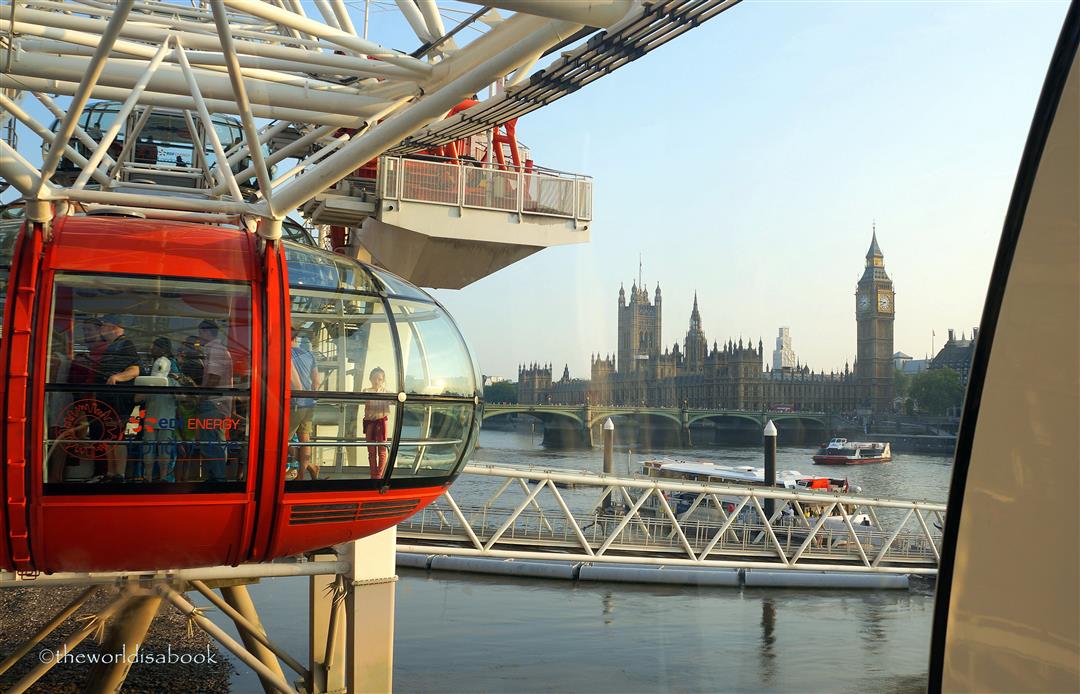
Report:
206,429,952,692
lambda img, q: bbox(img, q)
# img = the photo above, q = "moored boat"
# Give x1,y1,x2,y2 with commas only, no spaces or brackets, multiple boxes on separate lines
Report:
812,438,891,465
637,459,872,530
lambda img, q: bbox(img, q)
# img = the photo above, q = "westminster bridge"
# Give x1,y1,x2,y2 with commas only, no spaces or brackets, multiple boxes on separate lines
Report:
481,404,835,448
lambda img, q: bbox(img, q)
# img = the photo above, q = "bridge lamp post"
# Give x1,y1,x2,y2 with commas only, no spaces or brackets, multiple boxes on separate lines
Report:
764,419,778,520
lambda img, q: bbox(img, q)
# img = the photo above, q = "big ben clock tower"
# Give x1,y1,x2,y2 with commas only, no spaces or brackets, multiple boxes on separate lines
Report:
855,229,895,412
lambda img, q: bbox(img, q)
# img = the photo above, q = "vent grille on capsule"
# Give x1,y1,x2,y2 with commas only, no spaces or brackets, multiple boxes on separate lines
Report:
289,499,421,525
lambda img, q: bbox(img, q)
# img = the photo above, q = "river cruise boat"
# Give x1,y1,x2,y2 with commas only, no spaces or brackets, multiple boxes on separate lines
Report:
636,459,870,531
812,438,892,465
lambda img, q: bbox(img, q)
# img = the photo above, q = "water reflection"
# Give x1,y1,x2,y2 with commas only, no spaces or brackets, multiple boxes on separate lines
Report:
602,591,615,626
210,572,933,693
760,598,776,685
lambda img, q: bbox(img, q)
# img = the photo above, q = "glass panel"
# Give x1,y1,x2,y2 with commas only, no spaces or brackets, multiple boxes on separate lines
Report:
284,242,378,293
290,289,398,394
369,267,431,301
44,391,250,485
44,274,251,488
281,217,316,247
283,395,398,487
392,300,477,396
391,402,473,480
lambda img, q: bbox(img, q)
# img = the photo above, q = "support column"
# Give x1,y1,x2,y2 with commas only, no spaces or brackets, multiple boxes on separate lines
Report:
221,584,288,694
309,552,345,694
343,528,397,694
85,595,162,694
680,406,692,447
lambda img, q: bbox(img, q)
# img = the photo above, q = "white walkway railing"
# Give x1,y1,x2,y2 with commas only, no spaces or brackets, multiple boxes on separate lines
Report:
378,156,593,222
398,463,946,575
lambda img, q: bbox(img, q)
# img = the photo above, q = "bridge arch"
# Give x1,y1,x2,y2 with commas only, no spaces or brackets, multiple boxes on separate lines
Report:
686,411,763,427
587,409,681,429
482,407,583,428
766,414,830,444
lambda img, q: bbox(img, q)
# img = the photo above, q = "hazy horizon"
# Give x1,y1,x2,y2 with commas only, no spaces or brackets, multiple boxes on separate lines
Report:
431,1,1069,381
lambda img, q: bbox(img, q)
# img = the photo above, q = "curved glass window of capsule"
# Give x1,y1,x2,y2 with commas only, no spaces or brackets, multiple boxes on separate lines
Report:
390,300,478,398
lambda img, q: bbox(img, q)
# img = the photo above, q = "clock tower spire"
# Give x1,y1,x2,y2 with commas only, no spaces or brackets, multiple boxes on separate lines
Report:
855,228,895,413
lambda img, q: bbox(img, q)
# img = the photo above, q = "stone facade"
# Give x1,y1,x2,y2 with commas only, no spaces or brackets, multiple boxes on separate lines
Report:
931,328,978,388
519,234,894,413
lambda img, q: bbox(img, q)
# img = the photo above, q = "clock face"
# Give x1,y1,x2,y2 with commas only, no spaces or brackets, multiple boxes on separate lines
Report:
858,294,870,311
878,292,893,312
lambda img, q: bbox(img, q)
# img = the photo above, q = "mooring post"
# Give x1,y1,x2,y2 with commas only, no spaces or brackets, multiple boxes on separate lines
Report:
343,528,397,693
763,419,778,521
602,418,615,510
602,418,614,474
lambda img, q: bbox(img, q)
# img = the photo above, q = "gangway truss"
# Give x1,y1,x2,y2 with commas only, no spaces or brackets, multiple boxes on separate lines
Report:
399,463,946,574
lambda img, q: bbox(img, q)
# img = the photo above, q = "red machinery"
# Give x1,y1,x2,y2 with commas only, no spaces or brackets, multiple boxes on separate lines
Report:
0,214,481,573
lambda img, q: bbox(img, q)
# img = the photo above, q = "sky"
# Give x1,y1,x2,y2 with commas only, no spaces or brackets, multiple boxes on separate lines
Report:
4,1,1071,381
426,1,1071,380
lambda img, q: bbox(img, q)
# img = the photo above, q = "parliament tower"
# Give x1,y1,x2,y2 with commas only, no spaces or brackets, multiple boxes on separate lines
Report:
855,230,895,412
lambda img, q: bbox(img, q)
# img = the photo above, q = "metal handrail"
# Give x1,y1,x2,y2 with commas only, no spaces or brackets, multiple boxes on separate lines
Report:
377,155,593,222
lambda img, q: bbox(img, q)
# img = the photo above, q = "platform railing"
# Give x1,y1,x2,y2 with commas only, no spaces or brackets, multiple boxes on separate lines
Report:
398,463,946,574
377,155,593,222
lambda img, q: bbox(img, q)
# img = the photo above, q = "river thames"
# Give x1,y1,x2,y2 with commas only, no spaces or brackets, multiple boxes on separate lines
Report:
208,428,952,692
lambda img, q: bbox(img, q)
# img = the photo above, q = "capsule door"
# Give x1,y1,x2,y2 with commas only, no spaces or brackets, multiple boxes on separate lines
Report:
27,217,263,572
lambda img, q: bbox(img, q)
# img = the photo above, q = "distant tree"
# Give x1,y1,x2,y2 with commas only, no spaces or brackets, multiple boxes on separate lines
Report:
910,368,964,415
484,381,518,404
894,368,911,398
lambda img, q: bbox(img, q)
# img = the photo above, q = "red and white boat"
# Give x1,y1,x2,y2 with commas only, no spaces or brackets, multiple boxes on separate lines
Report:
812,438,892,465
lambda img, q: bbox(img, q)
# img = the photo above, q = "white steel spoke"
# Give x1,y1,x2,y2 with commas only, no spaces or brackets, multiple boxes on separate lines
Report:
72,38,172,190
32,92,119,173
174,42,244,202
33,0,133,196
0,94,111,189
210,2,275,213
3,0,736,228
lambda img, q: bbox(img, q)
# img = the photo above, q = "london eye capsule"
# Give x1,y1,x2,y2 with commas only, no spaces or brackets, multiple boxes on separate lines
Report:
0,212,482,573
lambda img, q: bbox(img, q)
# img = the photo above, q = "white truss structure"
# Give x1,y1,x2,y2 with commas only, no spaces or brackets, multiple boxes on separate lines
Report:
0,0,739,237
399,463,947,574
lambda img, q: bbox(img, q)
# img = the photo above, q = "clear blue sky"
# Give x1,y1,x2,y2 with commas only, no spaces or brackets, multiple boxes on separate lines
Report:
5,2,1069,381
429,1,1070,380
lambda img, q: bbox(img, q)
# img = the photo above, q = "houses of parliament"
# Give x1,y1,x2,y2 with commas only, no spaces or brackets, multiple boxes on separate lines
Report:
518,234,896,413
